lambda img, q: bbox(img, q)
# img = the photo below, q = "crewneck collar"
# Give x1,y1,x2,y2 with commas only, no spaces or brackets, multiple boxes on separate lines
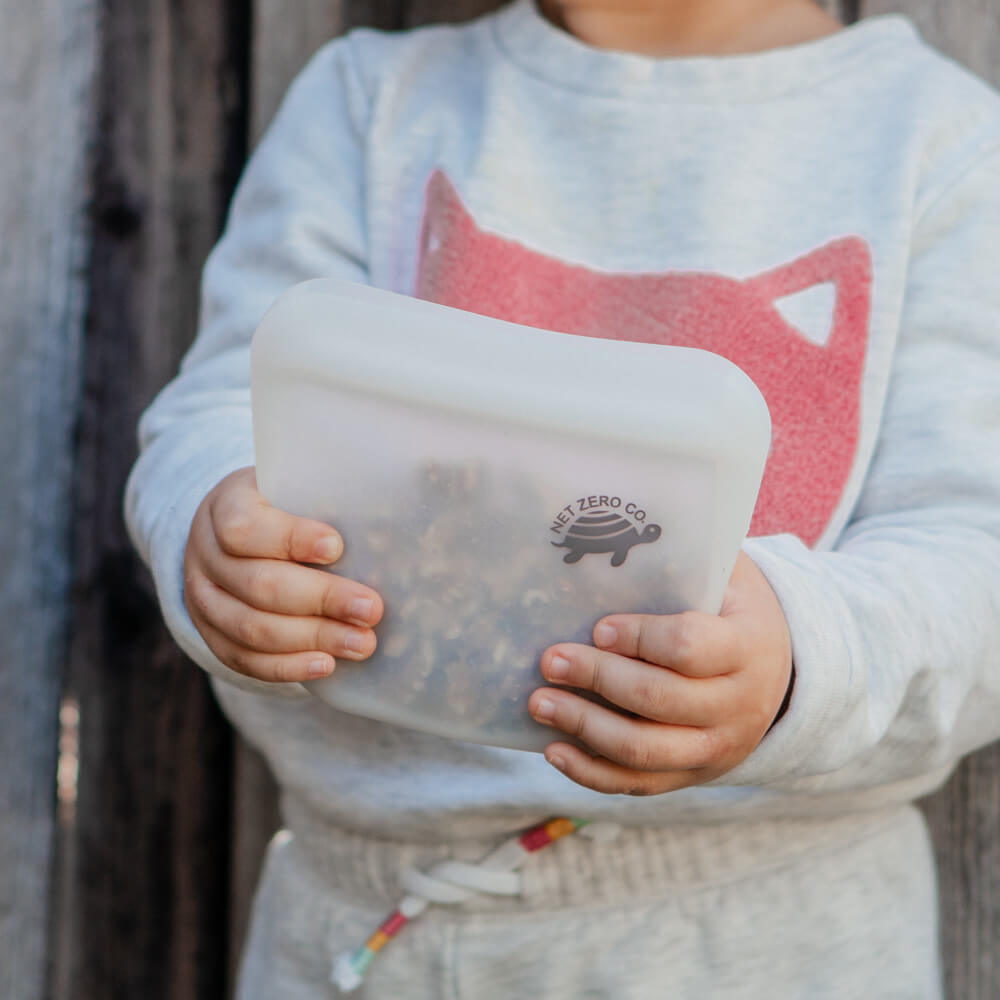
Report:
491,0,919,102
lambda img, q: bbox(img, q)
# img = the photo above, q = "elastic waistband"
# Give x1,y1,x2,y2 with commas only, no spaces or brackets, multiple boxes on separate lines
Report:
281,796,919,915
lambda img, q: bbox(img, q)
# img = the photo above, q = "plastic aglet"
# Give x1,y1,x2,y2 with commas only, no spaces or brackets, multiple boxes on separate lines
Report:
331,953,363,993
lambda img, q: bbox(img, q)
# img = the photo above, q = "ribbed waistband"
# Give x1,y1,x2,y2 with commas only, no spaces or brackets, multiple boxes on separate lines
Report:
281,796,920,915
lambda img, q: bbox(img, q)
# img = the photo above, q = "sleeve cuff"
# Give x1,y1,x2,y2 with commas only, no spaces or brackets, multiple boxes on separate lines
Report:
125,417,310,702
709,535,853,787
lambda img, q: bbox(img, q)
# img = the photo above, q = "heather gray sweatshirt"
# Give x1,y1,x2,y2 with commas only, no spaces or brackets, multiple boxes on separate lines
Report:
125,3,1000,993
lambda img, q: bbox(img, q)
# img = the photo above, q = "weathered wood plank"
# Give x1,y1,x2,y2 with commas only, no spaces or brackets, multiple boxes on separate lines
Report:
62,1,250,997
403,0,502,26
863,0,1000,78
252,0,352,139
0,1,99,997
252,0,414,140
856,5,1000,997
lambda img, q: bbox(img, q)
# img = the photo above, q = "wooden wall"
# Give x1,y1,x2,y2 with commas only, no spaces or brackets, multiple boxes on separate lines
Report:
1,2,99,997
1,2,998,999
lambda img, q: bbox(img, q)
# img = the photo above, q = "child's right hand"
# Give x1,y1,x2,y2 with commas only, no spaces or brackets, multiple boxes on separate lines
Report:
183,466,383,683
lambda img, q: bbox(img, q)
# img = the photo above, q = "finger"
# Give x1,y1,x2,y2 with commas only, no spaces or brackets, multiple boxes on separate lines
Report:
528,687,715,772
210,473,344,564
194,515,382,626
542,742,698,796
193,615,338,684
185,571,377,661
592,611,741,678
539,644,727,727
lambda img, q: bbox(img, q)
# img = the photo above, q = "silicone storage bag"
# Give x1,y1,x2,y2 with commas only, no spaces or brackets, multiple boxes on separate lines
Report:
251,278,771,753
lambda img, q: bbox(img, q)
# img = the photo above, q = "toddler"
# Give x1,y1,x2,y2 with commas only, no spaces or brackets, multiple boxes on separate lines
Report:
126,0,1000,996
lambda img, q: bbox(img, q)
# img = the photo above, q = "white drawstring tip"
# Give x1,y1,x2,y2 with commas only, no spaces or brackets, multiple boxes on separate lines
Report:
331,953,363,993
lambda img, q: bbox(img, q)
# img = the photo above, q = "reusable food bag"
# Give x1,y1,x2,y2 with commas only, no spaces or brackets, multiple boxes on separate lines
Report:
251,279,770,751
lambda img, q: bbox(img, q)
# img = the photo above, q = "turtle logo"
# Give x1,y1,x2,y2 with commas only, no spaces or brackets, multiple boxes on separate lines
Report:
551,510,662,567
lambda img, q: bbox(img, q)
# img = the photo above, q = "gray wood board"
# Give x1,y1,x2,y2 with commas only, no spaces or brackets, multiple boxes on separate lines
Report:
61,0,248,997
864,0,1000,78
0,0,99,997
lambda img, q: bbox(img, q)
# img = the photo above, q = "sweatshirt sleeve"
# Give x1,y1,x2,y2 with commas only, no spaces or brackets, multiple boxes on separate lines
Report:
124,37,371,698
723,143,1000,795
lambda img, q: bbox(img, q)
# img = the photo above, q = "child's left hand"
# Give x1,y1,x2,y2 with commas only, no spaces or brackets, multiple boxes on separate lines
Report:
529,552,793,795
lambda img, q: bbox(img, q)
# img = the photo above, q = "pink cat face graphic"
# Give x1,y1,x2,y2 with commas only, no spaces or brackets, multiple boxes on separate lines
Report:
415,171,872,546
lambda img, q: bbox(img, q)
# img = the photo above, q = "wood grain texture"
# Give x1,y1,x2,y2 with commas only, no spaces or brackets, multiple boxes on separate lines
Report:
252,0,351,140
863,0,1000,77
0,1,99,997
403,0,502,26
252,0,415,139
62,1,249,997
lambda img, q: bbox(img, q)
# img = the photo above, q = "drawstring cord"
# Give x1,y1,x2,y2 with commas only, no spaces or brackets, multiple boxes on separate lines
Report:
331,817,622,993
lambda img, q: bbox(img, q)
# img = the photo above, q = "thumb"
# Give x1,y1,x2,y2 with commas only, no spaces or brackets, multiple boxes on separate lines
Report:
209,467,344,564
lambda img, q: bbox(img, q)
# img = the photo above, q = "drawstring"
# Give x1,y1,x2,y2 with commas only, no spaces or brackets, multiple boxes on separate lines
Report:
331,817,622,993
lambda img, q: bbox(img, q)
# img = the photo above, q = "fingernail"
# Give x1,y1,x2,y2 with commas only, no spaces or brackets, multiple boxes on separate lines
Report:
534,697,556,721
548,655,570,680
313,536,342,563
547,752,567,771
308,658,334,677
348,597,374,623
343,631,366,654
594,623,617,647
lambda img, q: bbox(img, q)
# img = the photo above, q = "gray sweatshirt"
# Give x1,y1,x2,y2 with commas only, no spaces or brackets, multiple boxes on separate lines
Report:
126,0,1000,847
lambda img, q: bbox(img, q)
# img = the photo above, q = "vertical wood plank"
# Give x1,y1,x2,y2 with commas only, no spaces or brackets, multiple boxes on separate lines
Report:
0,1,99,997
402,0,502,26
856,5,1000,997
251,0,352,139
252,0,410,141
401,1,855,29
862,0,1000,78
64,1,250,998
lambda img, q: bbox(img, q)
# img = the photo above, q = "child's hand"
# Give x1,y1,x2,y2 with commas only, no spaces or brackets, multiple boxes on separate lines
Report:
183,467,383,683
528,552,792,795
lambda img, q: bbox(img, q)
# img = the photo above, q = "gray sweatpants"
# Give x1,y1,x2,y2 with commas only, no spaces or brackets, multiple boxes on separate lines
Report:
235,804,941,1000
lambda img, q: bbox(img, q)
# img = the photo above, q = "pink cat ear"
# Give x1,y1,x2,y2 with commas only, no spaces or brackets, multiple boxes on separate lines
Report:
746,237,872,354
420,169,475,258
746,236,872,302
424,170,472,224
